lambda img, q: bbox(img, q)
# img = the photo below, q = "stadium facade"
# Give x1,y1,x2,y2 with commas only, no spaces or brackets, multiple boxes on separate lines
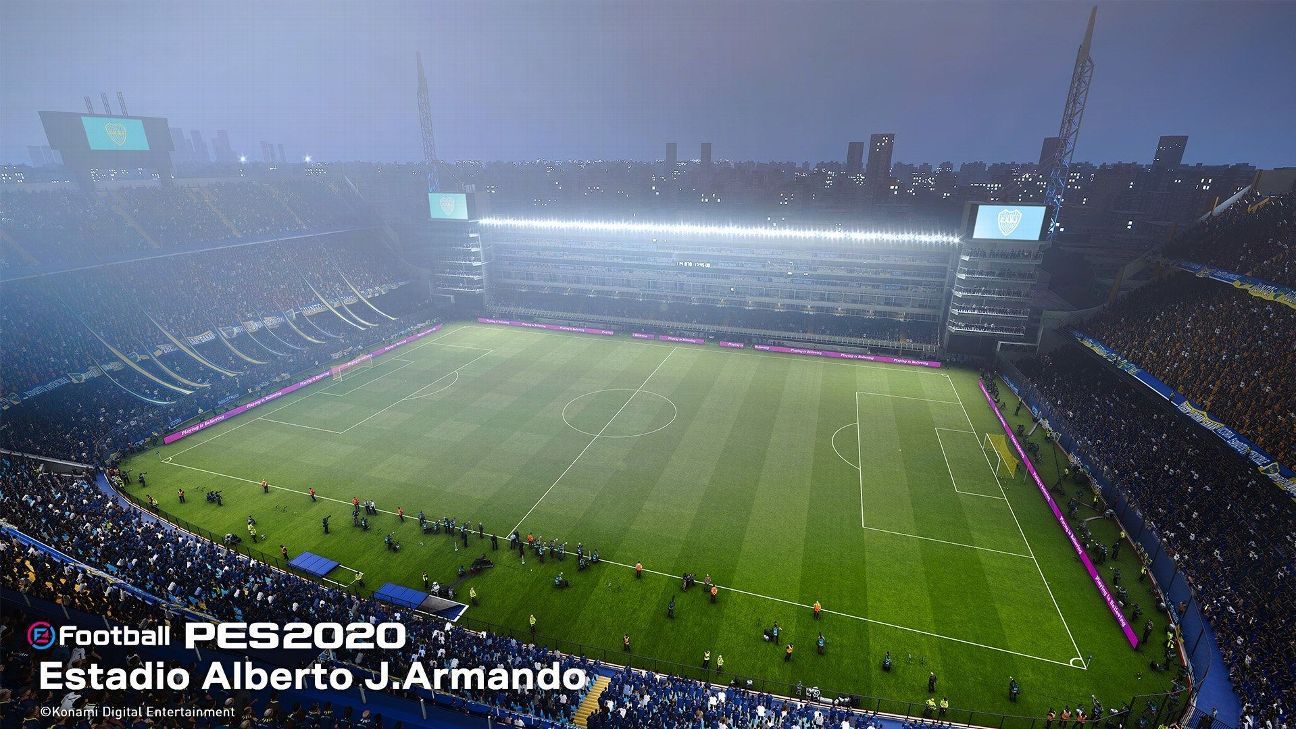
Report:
478,219,961,356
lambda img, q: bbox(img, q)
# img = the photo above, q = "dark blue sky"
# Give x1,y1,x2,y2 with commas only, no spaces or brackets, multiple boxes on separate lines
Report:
2,0,1293,167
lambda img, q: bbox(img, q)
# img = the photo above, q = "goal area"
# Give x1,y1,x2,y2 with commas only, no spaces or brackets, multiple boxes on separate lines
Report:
331,356,375,382
983,433,1020,479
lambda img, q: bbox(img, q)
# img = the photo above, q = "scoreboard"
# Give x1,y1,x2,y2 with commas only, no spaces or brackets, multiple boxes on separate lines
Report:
39,110,174,182
968,203,1047,241
80,115,151,151
428,192,472,221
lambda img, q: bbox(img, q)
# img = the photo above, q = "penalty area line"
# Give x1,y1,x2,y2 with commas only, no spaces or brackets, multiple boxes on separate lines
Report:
155,456,1084,671
594,555,1085,671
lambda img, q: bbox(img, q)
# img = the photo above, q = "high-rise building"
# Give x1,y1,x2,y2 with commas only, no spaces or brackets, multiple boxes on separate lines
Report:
959,162,989,184
1039,137,1063,167
189,130,210,163
865,134,894,190
700,142,712,169
1153,135,1188,169
213,130,233,163
261,141,274,164
665,143,677,167
27,146,49,167
846,141,864,173
278,144,287,164
169,127,192,162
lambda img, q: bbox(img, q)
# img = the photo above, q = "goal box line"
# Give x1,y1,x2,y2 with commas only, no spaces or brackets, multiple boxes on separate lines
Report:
162,323,444,445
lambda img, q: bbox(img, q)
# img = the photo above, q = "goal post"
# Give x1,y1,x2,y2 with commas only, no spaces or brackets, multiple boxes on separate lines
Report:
331,355,375,382
983,433,1020,479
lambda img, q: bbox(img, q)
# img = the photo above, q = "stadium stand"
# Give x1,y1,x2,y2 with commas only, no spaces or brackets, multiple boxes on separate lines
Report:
2,177,1289,729
0,178,374,270
1162,192,1294,287
1010,351,1294,728
1080,274,1295,466
585,668,886,728
0,457,591,726
0,178,423,466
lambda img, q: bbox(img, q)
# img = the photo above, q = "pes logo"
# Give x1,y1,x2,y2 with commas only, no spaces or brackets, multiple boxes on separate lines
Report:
27,621,56,650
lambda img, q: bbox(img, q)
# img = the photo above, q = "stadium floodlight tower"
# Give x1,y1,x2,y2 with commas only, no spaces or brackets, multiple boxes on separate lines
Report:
416,51,440,191
1042,6,1096,242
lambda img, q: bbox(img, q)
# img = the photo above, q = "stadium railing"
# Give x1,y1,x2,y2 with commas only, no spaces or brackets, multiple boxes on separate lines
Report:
995,356,1227,729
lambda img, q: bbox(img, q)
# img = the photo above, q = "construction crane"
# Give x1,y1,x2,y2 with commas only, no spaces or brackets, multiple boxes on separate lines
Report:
416,52,440,190
1042,7,1096,242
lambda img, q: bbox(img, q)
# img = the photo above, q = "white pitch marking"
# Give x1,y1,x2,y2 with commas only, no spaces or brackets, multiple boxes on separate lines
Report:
946,374,1085,664
933,427,1006,500
259,418,345,435
322,359,418,396
340,349,493,433
471,323,946,377
165,324,471,456
401,370,460,401
856,392,866,529
510,347,677,535
856,391,960,404
831,422,860,470
155,454,1081,670
859,525,1031,559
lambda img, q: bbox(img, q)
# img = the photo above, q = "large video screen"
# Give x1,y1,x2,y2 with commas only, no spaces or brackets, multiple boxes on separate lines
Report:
971,204,1047,241
429,192,470,221
81,116,150,151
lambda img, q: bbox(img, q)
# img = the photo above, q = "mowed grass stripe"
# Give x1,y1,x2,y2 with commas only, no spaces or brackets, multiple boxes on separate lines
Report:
124,323,1175,716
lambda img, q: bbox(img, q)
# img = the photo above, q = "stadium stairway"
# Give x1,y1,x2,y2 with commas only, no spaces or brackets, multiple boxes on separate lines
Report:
0,229,40,266
267,184,310,228
572,675,610,727
104,191,161,249
196,185,244,237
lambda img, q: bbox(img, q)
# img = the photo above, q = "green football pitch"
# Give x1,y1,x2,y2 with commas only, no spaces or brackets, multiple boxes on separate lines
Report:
125,321,1173,719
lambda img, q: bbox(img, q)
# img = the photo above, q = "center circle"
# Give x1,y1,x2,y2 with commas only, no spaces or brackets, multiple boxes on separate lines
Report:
562,389,679,438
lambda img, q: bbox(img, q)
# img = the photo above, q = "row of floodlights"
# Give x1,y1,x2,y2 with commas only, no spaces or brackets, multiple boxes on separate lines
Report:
478,217,961,245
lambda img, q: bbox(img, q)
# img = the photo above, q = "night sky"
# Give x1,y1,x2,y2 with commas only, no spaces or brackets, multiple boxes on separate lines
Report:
2,0,1293,167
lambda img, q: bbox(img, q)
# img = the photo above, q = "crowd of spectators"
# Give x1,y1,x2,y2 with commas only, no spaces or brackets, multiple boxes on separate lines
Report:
0,178,374,271
1081,273,1295,465
0,231,417,463
0,596,323,729
0,453,934,728
0,457,591,725
0,189,148,268
588,668,885,728
0,310,422,464
1162,192,1294,287
1014,351,1294,728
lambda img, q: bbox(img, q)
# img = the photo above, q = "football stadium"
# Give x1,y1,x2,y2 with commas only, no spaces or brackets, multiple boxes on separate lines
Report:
1,2,1293,728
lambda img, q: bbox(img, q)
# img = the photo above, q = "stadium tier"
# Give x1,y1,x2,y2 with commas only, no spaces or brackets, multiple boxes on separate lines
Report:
481,219,957,355
1,171,1292,729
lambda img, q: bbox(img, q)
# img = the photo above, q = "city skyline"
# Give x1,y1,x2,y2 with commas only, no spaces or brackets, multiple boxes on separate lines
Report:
2,0,1294,168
